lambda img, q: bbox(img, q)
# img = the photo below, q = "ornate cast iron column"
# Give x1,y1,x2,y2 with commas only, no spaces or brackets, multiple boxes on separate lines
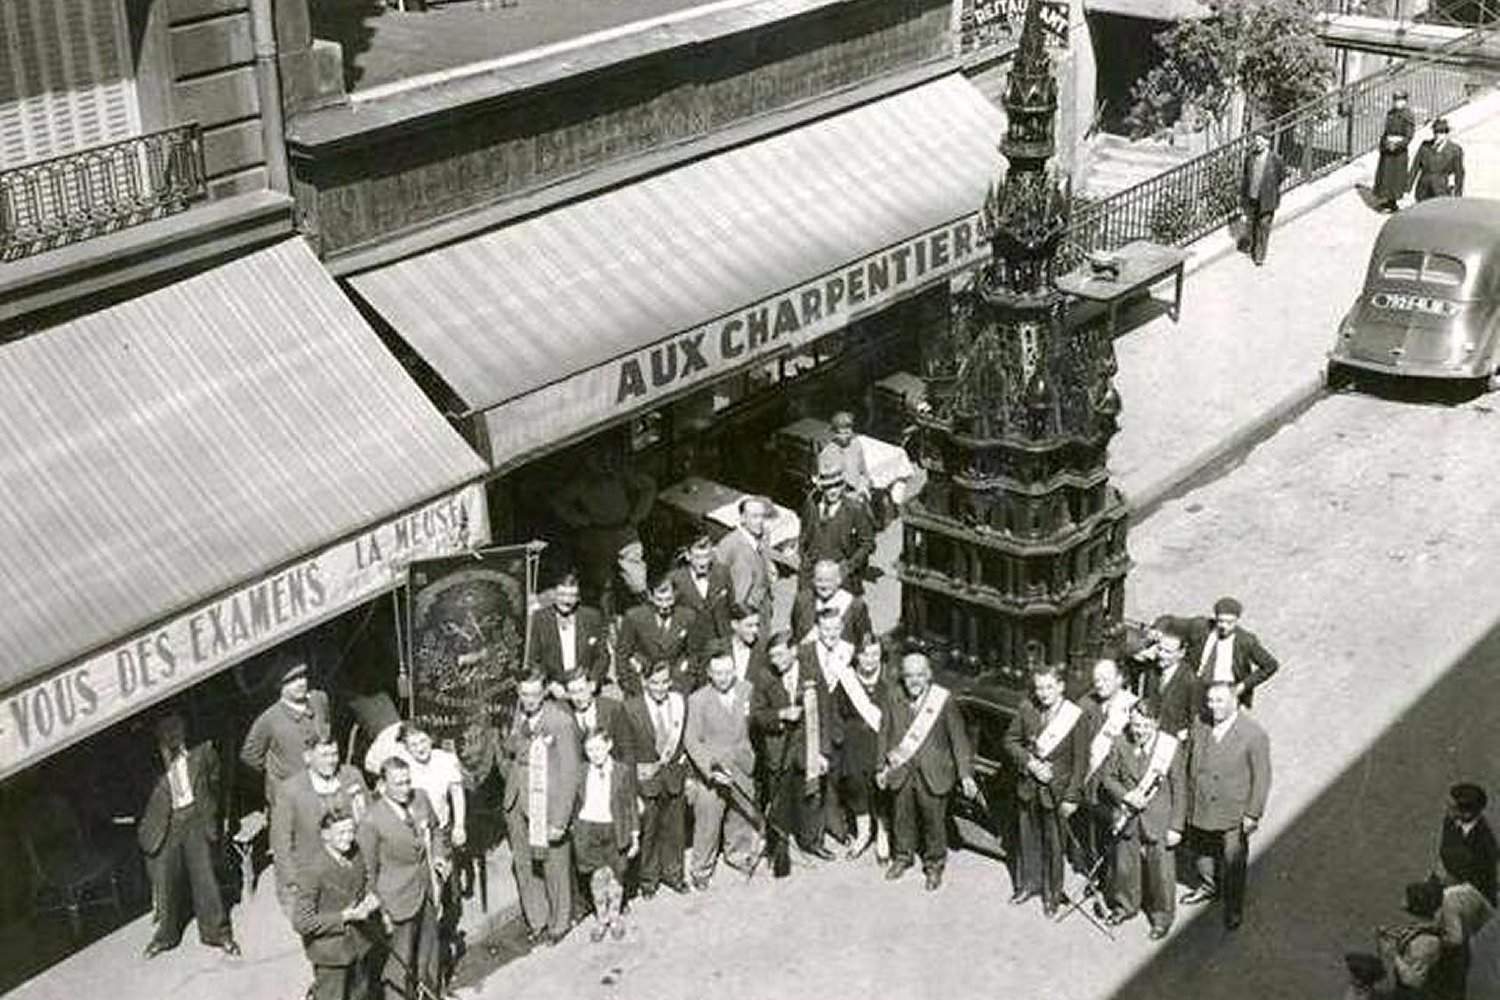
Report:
898,0,1129,690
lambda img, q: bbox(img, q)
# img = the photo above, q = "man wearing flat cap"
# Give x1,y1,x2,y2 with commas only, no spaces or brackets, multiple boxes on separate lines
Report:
1374,91,1416,212
242,655,332,803
1411,118,1465,202
798,453,875,596
1439,783,1498,906
1186,597,1280,710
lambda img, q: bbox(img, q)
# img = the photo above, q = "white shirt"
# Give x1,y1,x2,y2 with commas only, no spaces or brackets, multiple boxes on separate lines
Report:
556,614,578,675
161,748,194,809
731,638,753,683
781,664,800,701
690,569,710,601
1211,712,1238,744
648,693,682,757
579,761,614,824
574,702,598,734
364,722,404,777
1203,631,1237,685
405,748,464,829
815,641,842,690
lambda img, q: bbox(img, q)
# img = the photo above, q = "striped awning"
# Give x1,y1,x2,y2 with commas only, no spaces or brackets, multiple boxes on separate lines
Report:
0,238,487,693
349,73,1007,470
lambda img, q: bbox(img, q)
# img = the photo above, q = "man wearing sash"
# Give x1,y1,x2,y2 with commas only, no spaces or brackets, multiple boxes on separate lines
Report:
501,673,581,946
877,653,976,891
802,606,857,849
623,660,691,896
685,650,761,888
1079,659,1138,874
1004,662,1089,916
1099,700,1185,939
751,631,834,877
790,560,872,645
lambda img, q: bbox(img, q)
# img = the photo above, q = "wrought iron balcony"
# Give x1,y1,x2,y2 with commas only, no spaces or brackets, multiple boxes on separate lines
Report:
0,123,207,264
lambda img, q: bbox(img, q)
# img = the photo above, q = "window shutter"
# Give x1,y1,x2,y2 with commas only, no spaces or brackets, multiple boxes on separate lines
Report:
0,0,140,171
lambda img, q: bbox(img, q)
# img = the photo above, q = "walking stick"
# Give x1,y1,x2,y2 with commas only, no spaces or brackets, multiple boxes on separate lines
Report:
1054,822,1118,940
378,926,452,1000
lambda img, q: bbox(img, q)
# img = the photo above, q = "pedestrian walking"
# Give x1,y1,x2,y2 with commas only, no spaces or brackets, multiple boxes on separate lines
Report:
1411,119,1465,202
1375,91,1416,212
1239,130,1286,267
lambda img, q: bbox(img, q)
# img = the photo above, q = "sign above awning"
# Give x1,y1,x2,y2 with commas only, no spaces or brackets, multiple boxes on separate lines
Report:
347,73,1008,470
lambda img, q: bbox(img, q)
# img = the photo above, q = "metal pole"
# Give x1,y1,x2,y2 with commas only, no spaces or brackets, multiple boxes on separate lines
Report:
248,0,291,194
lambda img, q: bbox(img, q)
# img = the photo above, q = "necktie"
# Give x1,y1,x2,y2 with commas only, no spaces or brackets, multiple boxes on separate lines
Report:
653,699,672,756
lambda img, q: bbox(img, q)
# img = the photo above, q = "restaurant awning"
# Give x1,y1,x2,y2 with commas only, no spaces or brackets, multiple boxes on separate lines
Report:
1083,0,1210,20
347,73,1007,470
0,238,489,777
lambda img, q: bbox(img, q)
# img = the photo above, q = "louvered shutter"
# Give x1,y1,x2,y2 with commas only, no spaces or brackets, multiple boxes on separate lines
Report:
0,0,140,170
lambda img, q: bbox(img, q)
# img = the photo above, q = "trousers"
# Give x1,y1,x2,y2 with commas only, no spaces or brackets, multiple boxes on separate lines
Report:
638,791,686,889
312,960,371,1000
504,804,572,937
1189,824,1249,925
1245,209,1275,264
380,899,438,1000
1016,799,1068,906
687,778,758,878
149,808,231,948
1111,829,1177,930
891,778,948,870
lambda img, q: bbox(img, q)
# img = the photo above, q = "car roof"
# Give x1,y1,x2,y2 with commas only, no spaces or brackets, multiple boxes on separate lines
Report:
1374,198,1500,259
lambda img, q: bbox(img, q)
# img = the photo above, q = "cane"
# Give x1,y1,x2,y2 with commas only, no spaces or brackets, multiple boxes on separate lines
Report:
379,932,452,1000
1054,822,1118,940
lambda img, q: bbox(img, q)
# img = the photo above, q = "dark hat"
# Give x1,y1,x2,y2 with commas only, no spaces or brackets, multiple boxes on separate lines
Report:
1212,596,1243,616
1344,952,1386,986
1404,879,1443,917
814,450,846,489
279,659,309,686
1451,782,1488,812
1434,117,1452,133
1393,89,1409,100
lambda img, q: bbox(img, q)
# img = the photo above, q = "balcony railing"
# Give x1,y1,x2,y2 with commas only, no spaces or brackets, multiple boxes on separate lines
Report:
0,123,207,264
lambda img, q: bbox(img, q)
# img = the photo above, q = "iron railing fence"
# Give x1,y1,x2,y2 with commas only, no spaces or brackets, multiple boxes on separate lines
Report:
1056,30,1491,270
0,123,207,263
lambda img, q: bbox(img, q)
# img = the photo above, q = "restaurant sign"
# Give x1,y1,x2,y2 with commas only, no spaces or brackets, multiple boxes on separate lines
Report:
484,214,988,469
0,483,491,780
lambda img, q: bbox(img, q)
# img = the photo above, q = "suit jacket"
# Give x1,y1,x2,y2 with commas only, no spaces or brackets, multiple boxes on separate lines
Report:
138,742,220,856
685,679,756,786
571,759,640,851
1412,139,1465,199
356,790,449,923
671,563,734,650
1186,713,1272,832
615,605,703,694
750,664,833,775
877,686,974,797
1185,621,1280,707
293,847,373,967
714,527,774,620
1240,148,1285,214
1099,733,1188,843
1079,690,1138,801
272,766,370,887
1003,698,1089,809
790,589,873,645
501,700,583,829
623,691,689,797
798,496,875,583
1138,663,1201,739
1441,815,1499,905
568,695,637,763
526,606,609,686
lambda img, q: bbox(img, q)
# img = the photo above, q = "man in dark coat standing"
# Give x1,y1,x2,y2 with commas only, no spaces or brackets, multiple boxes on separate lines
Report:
1240,130,1286,267
1179,681,1272,931
798,454,875,596
1411,117,1465,201
615,571,703,696
623,660,691,896
671,533,735,653
1374,90,1416,212
293,811,379,1000
751,631,835,877
526,571,610,695
877,653,976,892
139,711,240,958
1439,783,1498,906
1187,596,1280,710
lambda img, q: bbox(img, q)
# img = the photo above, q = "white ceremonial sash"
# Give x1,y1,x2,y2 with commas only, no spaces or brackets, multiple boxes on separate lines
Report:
839,668,883,733
802,679,823,782
526,732,549,854
801,590,854,644
655,692,686,760
818,640,854,691
1128,732,1180,801
1033,700,1083,759
885,684,951,773
1087,692,1138,779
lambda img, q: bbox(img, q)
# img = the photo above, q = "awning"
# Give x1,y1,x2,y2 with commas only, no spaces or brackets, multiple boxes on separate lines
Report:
348,73,1007,470
1084,0,1210,20
0,238,488,776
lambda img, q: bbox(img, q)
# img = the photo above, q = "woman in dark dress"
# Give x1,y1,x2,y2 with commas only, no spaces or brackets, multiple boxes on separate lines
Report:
1374,91,1415,212
837,634,895,862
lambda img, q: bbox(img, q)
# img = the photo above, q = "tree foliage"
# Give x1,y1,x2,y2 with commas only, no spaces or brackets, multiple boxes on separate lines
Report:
1125,0,1337,142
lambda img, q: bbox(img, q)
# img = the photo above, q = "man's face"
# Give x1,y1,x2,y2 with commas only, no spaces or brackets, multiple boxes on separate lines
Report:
645,671,672,702
708,657,736,692
584,735,612,767
1092,660,1121,700
857,643,882,677
1449,800,1480,824
816,615,842,646
1206,685,1235,722
1395,97,1408,109
1158,636,1184,668
1128,712,1158,745
385,767,413,804
901,657,931,697
282,676,310,702
323,818,356,855
813,564,840,599
518,680,546,716
649,585,676,617
155,716,185,752
768,643,794,674
566,677,595,712
742,502,768,537
1033,672,1064,707
732,614,760,646
1215,612,1239,637
1253,134,1269,154
688,545,712,574
308,742,340,778
404,732,433,764
832,424,854,447
821,482,844,505
554,584,580,616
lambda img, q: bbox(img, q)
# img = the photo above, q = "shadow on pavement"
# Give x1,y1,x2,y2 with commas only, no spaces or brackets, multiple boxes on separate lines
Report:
1111,614,1500,1000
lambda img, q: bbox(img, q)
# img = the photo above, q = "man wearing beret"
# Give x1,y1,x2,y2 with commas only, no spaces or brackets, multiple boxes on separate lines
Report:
1186,597,1280,710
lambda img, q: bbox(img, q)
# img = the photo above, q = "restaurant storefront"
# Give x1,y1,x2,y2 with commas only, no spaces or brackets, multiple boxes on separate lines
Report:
0,238,489,986
345,72,1007,581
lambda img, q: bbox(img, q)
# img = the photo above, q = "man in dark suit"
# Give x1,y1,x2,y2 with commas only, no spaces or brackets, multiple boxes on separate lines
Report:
272,735,370,922
526,572,610,696
1187,596,1280,709
1239,130,1285,266
1179,681,1272,930
751,630,835,877
790,559,873,645
624,660,691,896
1132,623,1200,742
293,811,380,1000
799,455,875,596
1003,661,1089,916
725,604,768,686
1439,783,1498,905
358,757,450,998
563,671,635,761
671,533,735,652
139,711,239,958
501,673,581,945
1411,118,1465,201
616,571,703,696
877,653,976,892
1099,701,1187,939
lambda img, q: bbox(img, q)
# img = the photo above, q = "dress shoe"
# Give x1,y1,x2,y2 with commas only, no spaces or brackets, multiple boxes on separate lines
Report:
803,844,837,862
1042,900,1060,918
589,923,608,944
1107,909,1137,927
1148,925,1170,941
638,884,658,899
923,868,943,892
1225,913,1243,931
1179,886,1216,906
210,939,241,957
664,879,690,895
690,874,711,892
847,837,873,861
545,929,569,946
1009,889,1038,905
885,858,913,881
143,941,172,959
609,920,626,941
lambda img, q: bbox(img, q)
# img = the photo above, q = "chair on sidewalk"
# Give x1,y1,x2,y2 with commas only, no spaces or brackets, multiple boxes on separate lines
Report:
20,794,126,940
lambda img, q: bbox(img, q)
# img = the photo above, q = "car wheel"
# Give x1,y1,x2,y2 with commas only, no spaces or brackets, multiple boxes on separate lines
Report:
1325,361,1356,392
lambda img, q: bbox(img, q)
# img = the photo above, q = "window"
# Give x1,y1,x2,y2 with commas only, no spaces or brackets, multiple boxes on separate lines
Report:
1380,251,1423,282
0,0,140,170
1423,254,1465,287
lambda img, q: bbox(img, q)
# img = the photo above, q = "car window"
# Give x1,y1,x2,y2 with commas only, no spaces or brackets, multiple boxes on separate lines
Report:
1423,254,1465,287
1380,251,1424,282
